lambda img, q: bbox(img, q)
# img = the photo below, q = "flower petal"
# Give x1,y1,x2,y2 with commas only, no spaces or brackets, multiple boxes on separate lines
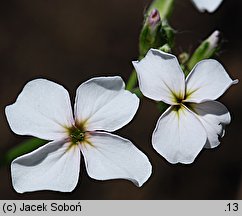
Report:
191,0,223,13
80,132,152,187
74,76,139,132
189,101,231,148
5,79,74,140
185,60,238,103
11,140,80,193
133,49,185,104
152,105,207,164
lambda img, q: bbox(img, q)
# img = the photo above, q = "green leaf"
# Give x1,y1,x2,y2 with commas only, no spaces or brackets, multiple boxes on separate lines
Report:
157,101,169,113
0,138,47,167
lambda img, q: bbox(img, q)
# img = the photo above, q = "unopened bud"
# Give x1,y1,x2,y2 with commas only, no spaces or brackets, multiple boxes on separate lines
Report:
148,9,161,30
207,30,221,51
179,52,189,65
186,30,222,72
139,9,163,57
159,44,171,53
139,9,175,57
148,0,175,20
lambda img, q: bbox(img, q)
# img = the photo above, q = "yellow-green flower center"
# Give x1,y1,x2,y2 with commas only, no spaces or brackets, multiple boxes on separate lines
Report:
70,128,85,143
171,91,185,104
68,123,86,144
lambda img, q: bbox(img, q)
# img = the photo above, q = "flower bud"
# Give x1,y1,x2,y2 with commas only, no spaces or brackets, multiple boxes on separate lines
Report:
159,44,171,53
148,0,175,20
207,30,221,51
148,9,161,30
179,52,189,65
139,9,162,57
139,9,174,57
186,30,222,71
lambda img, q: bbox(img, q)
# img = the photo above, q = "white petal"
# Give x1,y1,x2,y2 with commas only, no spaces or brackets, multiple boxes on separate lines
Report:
189,101,231,148
11,140,80,193
74,76,139,132
80,132,152,187
152,105,207,164
133,49,185,104
5,79,74,140
191,0,223,13
185,60,238,103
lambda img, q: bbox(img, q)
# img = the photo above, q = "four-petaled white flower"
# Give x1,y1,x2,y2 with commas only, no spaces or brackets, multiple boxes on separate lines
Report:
5,77,152,193
191,0,223,13
133,49,238,164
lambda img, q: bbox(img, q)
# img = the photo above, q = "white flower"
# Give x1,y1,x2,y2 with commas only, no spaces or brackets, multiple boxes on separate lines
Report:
133,49,238,164
191,0,223,13
5,77,152,193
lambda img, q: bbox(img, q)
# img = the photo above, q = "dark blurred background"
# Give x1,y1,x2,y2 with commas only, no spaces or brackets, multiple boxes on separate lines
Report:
0,0,241,199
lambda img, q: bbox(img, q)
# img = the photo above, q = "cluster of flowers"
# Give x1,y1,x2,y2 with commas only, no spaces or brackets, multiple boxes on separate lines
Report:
5,0,237,193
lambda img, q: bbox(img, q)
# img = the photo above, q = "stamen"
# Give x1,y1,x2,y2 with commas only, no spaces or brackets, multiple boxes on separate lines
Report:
171,91,184,104
68,126,86,144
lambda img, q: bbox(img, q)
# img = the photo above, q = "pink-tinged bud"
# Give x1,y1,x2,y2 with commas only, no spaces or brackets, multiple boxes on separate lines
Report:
148,9,161,29
139,8,174,57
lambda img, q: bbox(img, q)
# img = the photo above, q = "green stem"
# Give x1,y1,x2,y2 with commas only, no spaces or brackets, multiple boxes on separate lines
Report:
126,69,137,91
186,42,210,72
131,87,143,98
